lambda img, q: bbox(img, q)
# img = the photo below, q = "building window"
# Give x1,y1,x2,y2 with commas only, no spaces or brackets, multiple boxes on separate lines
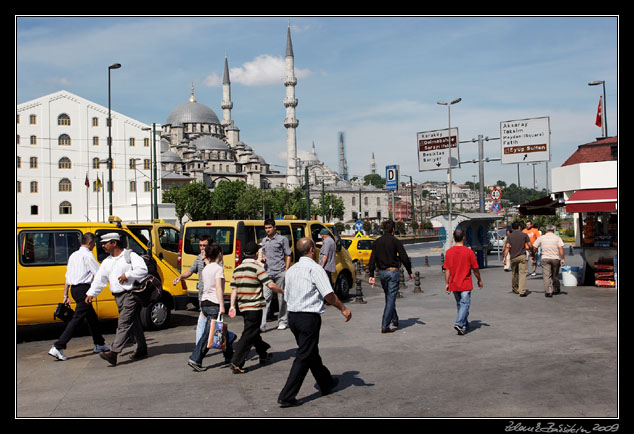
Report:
59,201,72,215
129,138,135,147
30,157,38,169
58,114,71,126
144,138,150,147
17,181,21,193
130,181,136,192
364,197,368,206
59,134,71,146
30,114,37,125
93,158,100,169
59,178,72,192
144,181,151,192
93,137,99,146
144,159,151,170
59,157,72,169
92,117,99,127
377,197,381,206
30,181,38,193
17,156,21,168
31,205,38,215
17,135,20,145
352,196,356,206
30,135,37,145
129,159,137,169
17,114,20,124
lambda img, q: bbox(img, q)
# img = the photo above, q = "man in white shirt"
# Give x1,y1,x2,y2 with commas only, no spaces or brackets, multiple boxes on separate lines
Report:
277,237,351,408
85,232,148,366
48,232,109,361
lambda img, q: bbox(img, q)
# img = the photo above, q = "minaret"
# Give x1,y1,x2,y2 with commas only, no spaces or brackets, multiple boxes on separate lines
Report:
283,23,300,188
371,152,376,174
221,55,239,147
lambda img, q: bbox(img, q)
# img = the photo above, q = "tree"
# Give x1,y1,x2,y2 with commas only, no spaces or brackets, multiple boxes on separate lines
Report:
162,182,213,223
209,180,247,219
235,184,263,219
317,193,345,220
363,173,386,189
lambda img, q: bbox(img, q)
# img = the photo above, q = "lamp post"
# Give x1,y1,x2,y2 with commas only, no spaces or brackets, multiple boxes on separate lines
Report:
107,63,121,217
437,98,461,247
588,80,607,137
131,158,140,223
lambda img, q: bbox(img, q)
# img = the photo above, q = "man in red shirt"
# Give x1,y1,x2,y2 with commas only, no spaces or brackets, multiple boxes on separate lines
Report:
443,228,484,335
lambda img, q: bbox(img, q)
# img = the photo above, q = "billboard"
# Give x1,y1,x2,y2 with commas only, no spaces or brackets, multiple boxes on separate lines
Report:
500,117,550,164
416,128,460,171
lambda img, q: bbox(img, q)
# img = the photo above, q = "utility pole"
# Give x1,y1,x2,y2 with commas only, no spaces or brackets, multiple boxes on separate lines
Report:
305,166,310,219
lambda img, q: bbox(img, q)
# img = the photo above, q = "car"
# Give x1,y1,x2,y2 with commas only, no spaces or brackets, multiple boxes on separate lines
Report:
341,236,375,265
487,229,506,254
17,217,188,330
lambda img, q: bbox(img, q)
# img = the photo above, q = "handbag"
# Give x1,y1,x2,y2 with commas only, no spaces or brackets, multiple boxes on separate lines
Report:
207,313,226,350
131,274,162,307
54,302,74,322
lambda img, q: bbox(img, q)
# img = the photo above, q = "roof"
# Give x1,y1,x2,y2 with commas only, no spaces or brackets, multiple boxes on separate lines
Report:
561,136,618,167
566,188,617,213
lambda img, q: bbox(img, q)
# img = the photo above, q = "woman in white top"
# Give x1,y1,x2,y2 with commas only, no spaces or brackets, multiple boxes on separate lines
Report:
188,244,234,371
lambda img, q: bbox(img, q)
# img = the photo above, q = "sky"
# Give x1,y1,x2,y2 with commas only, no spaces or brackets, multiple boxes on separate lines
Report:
16,15,619,191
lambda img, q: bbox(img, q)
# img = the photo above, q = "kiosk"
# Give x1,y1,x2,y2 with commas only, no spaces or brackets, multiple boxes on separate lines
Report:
431,213,504,268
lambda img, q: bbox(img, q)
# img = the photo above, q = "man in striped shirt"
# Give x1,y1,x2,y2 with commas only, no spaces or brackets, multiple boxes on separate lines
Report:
48,232,109,361
228,242,283,374
277,237,351,408
533,225,565,297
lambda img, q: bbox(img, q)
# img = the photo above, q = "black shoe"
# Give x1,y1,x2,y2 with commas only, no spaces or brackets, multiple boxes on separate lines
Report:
381,328,395,334
454,324,466,335
259,352,273,364
231,363,248,374
278,398,303,408
321,377,339,396
129,349,148,360
100,351,118,366
545,292,552,298
519,292,528,297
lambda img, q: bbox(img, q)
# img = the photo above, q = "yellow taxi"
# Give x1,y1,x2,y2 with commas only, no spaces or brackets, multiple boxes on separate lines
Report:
341,235,375,265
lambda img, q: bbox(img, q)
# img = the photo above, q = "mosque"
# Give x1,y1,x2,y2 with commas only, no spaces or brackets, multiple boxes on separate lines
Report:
159,25,343,192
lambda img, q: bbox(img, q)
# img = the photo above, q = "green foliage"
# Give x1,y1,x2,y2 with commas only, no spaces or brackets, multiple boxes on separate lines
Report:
363,173,386,189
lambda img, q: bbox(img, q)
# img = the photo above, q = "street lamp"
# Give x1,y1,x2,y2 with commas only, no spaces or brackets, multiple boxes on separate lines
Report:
131,158,140,223
588,80,607,138
107,63,121,217
437,98,461,247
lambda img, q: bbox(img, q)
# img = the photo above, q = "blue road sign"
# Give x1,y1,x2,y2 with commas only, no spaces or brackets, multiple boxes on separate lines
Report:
386,165,398,191
354,220,363,231
491,201,501,213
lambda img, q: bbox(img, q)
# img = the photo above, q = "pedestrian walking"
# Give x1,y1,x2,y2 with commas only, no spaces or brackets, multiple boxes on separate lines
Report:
187,244,235,371
48,232,109,361
85,233,148,366
523,220,541,276
368,220,413,333
173,235,211,343
443,229,483,335
260,218,292,331
503,226,512,272
502,222,533,297
318,228,336,288
533,225,566,297
227,241,284,374
277,237,351,408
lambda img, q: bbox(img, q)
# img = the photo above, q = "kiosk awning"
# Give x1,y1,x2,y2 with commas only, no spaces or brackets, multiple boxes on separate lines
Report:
565,188,617,213
519,196,564,215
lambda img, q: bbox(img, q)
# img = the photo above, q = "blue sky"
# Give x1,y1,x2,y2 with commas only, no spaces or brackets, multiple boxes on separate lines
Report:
16,16,618,190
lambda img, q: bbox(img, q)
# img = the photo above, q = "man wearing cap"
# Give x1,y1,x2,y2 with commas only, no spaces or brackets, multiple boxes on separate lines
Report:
318,228,336,289
227,241,284,374
533,225,566,297
85,232,148,366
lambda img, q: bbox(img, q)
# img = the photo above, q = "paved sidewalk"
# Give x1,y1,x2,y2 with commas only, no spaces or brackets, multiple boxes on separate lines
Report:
16,249,618,419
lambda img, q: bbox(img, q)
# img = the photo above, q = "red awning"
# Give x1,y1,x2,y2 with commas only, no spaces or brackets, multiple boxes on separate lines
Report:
565,188,617,213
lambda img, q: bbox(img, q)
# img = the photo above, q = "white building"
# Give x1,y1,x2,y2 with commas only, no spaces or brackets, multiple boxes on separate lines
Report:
16,90,172,223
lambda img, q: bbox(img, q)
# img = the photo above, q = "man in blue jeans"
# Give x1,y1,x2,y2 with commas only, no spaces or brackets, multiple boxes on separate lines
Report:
368,220,413,334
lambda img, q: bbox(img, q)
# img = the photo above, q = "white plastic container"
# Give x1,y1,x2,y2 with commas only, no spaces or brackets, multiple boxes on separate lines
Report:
561,266,581,287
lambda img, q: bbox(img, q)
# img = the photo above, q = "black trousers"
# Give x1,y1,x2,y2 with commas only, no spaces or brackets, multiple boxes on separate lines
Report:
230,309,270,368
54,283,106,350
278,312,335,402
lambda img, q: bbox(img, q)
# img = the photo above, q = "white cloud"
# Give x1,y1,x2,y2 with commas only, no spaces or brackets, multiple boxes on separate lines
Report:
204,54,312,87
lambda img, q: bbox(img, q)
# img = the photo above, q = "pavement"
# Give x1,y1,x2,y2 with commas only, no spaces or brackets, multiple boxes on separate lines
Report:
16,244,618,420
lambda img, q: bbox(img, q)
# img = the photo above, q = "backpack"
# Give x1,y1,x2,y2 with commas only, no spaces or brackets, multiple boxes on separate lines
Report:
123,249,162,307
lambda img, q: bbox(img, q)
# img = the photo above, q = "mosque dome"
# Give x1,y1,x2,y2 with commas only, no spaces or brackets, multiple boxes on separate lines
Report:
161,151,182,163
192,135,230,151
166,94,220,126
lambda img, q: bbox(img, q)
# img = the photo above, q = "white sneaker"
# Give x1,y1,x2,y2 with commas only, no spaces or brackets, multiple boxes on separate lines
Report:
48,346,67,361
94,344,110,353
277,323,288,330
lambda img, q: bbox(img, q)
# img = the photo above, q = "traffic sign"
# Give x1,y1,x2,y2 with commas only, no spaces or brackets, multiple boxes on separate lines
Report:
500,116,550,164
386,165,399,191
490,188,501,201
354,220,363,231
491,201,501,214
355,231,364,238
416,128,460,172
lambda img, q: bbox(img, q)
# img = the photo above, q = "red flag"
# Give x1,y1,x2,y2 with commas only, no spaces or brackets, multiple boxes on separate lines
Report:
595,96,602,128
85,173,90,188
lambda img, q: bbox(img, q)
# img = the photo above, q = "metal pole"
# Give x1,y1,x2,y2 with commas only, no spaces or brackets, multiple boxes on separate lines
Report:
152,123,159,220
478,135,485,213
107,63,121,216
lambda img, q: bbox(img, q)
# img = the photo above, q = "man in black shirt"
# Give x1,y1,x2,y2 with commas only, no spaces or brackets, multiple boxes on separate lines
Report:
368,220,413,333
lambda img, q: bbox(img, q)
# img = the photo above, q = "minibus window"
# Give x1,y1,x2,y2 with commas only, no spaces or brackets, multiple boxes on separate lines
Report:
18,230,81,266
184,227,234,256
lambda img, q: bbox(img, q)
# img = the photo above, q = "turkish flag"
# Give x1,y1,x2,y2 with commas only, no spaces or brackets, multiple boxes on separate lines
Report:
595,96,602,128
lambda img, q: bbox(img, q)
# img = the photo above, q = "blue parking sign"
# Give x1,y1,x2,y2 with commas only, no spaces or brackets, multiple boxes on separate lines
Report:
386,165,398,191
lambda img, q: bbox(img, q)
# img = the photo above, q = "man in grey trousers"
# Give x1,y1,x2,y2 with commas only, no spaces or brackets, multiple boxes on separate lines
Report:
260,218,292,331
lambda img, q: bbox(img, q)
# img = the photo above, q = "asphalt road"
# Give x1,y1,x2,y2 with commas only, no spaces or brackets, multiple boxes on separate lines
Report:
16,242,619,423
